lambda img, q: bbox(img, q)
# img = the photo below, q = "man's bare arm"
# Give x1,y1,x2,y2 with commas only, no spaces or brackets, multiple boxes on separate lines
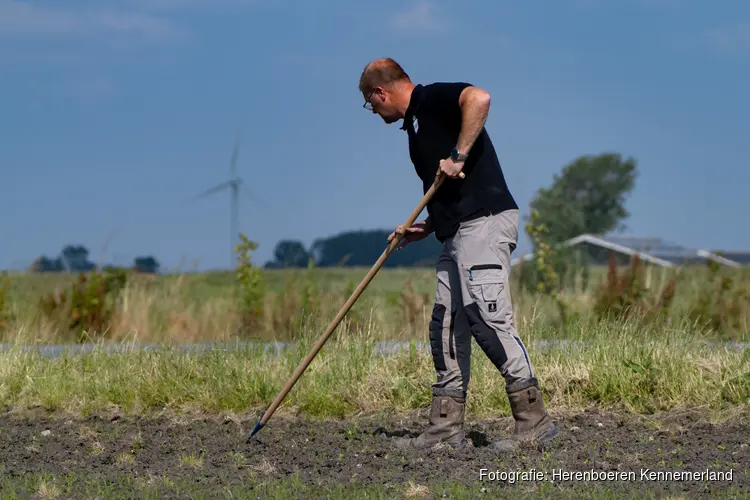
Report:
455,86,491,156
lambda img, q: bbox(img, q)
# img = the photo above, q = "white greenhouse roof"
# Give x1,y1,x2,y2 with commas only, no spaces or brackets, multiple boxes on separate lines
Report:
511,234,745,268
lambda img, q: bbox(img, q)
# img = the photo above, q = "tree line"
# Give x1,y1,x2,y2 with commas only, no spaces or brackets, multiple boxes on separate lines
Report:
266,152,638,269
27,153,638,273
30,245,161,274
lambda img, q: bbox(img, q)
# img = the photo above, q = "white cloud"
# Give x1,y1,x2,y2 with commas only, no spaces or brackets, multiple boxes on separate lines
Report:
0,0,180,42
389,1,444,36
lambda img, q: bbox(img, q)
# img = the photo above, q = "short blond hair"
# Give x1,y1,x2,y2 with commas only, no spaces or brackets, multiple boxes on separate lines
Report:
358,57,411,94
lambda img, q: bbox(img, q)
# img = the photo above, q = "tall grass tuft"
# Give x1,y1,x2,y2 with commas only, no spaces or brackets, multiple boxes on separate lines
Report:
0,316,746,418
0,273,12,332
1,250,748,345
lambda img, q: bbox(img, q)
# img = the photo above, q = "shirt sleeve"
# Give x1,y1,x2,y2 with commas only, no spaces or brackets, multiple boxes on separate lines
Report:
423,82,473,115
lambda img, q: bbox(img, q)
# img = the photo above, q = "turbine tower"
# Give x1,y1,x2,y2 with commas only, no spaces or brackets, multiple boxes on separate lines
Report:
190,130,256,269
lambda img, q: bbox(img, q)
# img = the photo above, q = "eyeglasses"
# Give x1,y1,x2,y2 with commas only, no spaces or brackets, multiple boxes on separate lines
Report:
362,89,376,110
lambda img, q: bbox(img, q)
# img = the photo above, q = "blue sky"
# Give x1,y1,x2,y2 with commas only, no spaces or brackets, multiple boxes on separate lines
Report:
1,0,748,271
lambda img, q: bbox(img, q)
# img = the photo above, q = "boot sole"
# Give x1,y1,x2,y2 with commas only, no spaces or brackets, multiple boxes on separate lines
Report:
491,423,560,452
536,423,559,444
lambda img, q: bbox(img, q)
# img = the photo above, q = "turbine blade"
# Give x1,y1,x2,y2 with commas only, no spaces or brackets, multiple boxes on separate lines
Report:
230,129,241,178
188,181,231,201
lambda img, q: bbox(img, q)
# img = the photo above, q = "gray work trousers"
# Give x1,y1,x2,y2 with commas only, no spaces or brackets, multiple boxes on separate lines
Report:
428,209,534,399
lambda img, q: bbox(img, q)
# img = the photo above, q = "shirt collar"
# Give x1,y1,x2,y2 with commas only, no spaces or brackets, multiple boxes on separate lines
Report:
400,84,424,131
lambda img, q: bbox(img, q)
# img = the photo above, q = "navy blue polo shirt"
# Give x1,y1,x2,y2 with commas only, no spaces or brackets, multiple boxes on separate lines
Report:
401,82,518,242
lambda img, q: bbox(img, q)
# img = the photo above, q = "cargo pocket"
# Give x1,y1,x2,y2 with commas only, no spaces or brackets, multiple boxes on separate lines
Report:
466,264,505,323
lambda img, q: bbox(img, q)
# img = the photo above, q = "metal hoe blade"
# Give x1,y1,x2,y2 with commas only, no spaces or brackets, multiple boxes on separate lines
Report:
246,166,462,443
248,421,264,440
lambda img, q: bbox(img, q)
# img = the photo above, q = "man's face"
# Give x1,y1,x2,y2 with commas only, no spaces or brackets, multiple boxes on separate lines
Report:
363,87,400,124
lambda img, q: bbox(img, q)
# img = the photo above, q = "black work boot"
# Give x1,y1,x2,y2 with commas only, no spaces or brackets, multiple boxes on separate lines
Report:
394,388,470,451
492,377,558,452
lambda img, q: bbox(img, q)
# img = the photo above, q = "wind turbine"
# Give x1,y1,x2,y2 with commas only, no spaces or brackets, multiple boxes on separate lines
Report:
189,130,261,269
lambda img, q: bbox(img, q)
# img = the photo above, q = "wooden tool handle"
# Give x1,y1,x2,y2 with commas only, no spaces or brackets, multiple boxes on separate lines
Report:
248,164,459,442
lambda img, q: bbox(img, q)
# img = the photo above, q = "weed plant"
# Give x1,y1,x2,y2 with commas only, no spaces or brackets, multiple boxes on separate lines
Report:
0,232,748,345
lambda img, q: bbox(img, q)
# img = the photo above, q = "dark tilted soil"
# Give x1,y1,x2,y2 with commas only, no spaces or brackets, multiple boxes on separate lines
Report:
0,406,748,498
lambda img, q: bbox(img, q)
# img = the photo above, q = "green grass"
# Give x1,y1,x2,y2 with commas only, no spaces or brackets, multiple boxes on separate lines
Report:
0,318,747,419
0,263,748,419
2,471,748,499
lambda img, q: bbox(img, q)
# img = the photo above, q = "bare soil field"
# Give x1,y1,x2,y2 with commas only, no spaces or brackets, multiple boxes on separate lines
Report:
1,407,748,498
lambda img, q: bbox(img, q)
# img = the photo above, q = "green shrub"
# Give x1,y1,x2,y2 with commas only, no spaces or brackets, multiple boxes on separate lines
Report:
37,267,128,341
234,233,266,333
523,209,574,323
688,260,750,340
592,253,676,324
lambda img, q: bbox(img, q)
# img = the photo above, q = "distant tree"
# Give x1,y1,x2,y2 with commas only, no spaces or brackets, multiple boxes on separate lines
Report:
528,153,638,245
310,229,443,268
29,246,163,274
29,256,65,272
271,240,311,268
524,153,638,291
133,256,160,274
61,245,96,272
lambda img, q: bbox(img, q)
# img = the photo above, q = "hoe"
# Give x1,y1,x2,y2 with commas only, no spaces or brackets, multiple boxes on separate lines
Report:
247,166,463,442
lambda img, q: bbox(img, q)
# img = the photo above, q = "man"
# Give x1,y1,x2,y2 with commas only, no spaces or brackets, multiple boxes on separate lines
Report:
359,58,558,452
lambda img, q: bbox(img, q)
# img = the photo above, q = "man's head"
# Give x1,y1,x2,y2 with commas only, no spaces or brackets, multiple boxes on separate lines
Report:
359,58,415,124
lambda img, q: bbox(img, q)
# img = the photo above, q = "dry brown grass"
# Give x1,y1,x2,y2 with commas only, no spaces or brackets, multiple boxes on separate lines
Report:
1,263,748,345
